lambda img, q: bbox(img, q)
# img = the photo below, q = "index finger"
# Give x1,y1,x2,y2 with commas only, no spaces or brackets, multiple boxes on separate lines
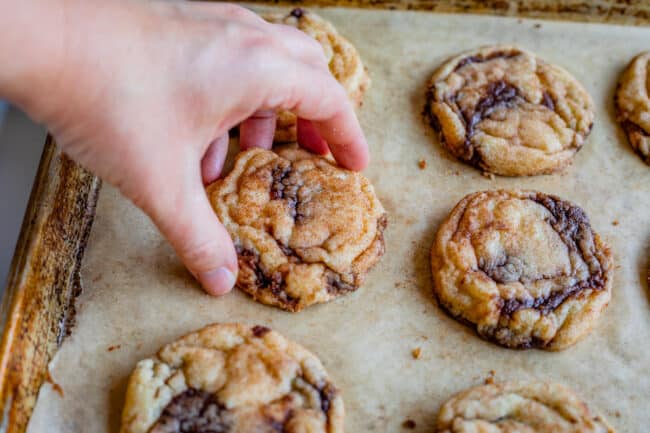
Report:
270,66,369,171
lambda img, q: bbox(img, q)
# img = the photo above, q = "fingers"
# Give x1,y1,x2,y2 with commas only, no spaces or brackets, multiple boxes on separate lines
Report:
297,118,329,155
201,133,229,185
273,69,369,170
239,110,276,150
151,174,238,296
271,25,329,69
308,103,369,171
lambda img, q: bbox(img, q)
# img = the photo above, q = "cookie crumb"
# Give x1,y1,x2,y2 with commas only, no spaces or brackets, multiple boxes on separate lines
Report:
418,158,427,169
485,369,496,384
481,171,495,180
107,344,121,352
612,220,619,226
615,410,621,418
534,23,542,28
45,370,64,397
402,419,417,429
411,347,421,359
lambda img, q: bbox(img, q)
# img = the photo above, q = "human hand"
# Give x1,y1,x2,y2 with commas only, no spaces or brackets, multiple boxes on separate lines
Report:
1,0,369,296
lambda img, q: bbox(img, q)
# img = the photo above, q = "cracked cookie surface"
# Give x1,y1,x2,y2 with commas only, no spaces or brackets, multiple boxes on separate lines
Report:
264,8,369,142
208,147,386,312
431,190,612,350
436,381,616,433
425,45,594,176
615,51,650,165
120,323,343,433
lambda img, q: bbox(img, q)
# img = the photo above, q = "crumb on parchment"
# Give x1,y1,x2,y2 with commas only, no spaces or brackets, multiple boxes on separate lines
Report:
411,347,421,359
402,419,416,429
418,158,427,169
481,171,495,180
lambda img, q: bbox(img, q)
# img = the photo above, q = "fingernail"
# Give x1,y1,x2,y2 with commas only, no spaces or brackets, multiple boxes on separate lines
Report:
198,267,236,296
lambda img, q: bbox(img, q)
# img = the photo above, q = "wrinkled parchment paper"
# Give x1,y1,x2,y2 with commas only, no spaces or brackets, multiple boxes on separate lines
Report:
27,7,650,433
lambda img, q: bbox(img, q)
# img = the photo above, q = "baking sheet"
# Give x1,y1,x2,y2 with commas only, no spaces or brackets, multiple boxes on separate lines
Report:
27,7,650,433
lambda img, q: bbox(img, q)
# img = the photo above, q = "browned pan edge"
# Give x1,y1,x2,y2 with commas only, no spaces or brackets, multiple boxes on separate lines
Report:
0,136,100,433
243,0,650,25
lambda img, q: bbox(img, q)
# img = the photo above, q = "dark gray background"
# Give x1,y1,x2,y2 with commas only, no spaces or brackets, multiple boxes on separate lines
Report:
0,102,47,290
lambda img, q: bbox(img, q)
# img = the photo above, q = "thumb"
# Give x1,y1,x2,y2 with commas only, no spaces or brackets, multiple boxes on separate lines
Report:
150,175,238,296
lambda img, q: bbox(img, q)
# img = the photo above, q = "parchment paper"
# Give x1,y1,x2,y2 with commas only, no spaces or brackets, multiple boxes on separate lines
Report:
27,7,650,433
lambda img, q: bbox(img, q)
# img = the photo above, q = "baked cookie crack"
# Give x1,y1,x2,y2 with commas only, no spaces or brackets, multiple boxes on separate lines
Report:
208,147,386,311
615,52,650,164
435,381,617,433
425,45,594,176
121,324,344,433
431,190,612,350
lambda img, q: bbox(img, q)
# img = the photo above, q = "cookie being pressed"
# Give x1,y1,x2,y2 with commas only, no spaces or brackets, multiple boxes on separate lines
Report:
615,51,650,164
264,8,370,142
208,147,386,312
436,381,616,433
120,323,343,433
425,46,595,176
431,190,612,350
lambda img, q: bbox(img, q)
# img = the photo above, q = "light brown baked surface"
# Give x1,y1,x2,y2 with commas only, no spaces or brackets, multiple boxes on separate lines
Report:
120,323,343,433
431,190,612,350
436,381,616,433
615,51,650,165
264,8,370,142
208,147,386,312
425,45,595,176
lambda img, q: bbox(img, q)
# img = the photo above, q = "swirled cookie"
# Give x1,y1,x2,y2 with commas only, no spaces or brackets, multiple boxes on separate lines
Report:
615,51,650,164
208,147,386,312
264,8,369,142
431,190,612,350
120,323,343,433
425,46,595,176
436,381,616,433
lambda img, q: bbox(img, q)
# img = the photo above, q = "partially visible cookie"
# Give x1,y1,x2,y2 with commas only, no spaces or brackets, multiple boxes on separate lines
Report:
425,45,594,176
264,8,370,142
431,190,612,350
436,381,616,433
120,323,343,433
615,51,650,164
208,147,386,312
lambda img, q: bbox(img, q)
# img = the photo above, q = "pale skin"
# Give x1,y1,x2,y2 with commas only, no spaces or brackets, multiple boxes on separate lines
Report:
0,0,369,295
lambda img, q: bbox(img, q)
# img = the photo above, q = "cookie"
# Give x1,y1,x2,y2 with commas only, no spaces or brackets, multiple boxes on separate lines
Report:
264,8,370,142
615,51,650,164
120,323,343,433
431,190,612,350
424,45,595,176
208,147,386,312
436,381,616,433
